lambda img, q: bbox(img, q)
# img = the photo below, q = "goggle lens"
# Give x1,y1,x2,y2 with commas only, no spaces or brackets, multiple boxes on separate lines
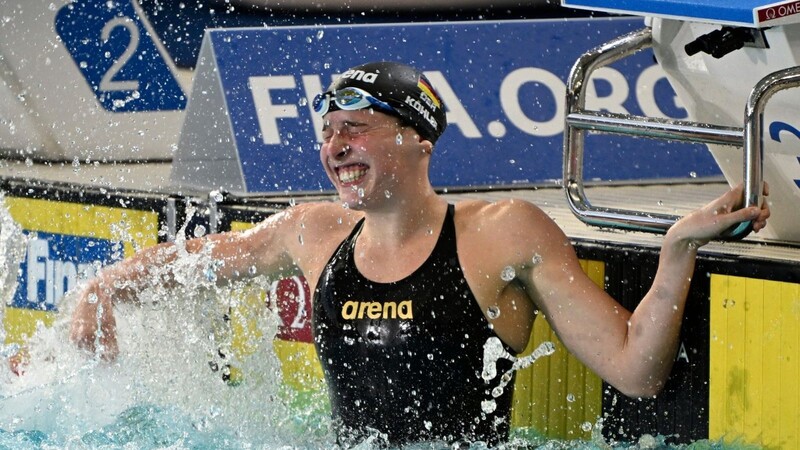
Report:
312,87,394,116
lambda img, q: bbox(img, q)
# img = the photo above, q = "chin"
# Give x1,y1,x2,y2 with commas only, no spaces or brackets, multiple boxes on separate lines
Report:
336,184,370,210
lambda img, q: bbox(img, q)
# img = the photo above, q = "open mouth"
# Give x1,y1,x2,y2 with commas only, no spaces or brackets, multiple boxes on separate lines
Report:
336,163,369,185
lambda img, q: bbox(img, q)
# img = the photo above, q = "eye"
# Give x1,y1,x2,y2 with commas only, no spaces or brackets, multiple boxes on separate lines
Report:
344,123,369,136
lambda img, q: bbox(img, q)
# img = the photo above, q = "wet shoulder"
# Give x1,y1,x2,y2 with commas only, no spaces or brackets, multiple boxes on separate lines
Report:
455,198,558,235
454,198,567,257
280,202,363,274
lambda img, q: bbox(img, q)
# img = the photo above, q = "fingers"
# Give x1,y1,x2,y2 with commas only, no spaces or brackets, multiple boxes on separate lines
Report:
718,181,770,233
752,181,770,232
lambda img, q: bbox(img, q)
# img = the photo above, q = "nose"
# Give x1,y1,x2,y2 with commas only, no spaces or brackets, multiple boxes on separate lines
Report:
323,129,351,159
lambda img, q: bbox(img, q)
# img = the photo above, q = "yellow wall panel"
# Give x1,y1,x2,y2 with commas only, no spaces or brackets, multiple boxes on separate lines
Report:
3,307,55,345
273,340,325,391
710,275,800,449
5,197,158,257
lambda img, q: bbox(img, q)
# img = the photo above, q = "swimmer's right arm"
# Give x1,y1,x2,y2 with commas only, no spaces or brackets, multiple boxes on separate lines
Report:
69,208,300,360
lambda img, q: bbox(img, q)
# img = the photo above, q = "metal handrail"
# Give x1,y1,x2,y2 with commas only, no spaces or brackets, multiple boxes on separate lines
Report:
563,27,799,238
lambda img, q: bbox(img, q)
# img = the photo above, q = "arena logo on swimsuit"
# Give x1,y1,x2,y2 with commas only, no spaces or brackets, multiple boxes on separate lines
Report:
341,300,414,320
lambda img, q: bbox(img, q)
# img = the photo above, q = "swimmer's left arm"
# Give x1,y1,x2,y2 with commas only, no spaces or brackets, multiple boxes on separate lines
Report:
515,184,769,397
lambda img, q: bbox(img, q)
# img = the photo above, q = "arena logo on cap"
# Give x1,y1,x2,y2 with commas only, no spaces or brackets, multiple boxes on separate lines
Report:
340,69,379,84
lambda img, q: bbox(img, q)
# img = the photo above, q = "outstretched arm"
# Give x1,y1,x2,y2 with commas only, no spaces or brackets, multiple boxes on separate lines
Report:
69,208,298,360
525,183,769,397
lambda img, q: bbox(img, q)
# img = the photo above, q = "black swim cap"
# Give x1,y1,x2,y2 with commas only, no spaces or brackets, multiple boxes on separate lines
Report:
318,61,447,144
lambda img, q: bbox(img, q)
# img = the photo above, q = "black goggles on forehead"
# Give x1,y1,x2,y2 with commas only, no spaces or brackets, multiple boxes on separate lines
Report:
312,87,396,117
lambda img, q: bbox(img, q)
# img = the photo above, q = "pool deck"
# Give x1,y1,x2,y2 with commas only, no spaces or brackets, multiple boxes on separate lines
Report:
1,158,797,264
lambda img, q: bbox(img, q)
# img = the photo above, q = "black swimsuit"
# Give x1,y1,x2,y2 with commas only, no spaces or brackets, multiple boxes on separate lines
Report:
313,204,516,447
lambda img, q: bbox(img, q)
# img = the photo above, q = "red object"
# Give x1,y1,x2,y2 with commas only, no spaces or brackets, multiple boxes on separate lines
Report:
265,276,313,343
757,2,800,23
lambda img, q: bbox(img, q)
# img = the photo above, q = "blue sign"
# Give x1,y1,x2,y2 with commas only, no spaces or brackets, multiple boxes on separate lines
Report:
13,232,122,311
55,0,186,112
562,0,765,26
177,18,721,193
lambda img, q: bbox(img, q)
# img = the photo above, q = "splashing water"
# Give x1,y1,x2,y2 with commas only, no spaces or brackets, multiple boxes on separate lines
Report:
0,201,333,449
481,337,556,414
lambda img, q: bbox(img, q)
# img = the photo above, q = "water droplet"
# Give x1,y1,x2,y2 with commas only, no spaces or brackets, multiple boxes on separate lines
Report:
193,224,206,238
531,253,543,265
427,353,434,360
566,393,575,402
581,421,593,432
481,400,497,413
487,305,501,320
723,299,735,308
87,293,99,304
357,188,364,198
343,336,354,345
248,265,257,275
204,266,217,282
532,341,556,359
500,266,515,281
689,171,697,178
298,234,304,245
316,30,325,39
491,386,504,398
210,190,223,202
396,133,403,145
384,190,392,199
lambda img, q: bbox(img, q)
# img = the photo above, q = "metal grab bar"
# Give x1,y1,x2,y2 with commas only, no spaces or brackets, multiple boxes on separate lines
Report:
563,27,799,239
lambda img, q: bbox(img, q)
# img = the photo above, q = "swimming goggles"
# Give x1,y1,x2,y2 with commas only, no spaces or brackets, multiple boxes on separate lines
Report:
312,87,396,116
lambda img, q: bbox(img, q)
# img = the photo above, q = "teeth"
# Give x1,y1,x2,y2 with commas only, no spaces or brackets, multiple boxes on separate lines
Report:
338,166,367,183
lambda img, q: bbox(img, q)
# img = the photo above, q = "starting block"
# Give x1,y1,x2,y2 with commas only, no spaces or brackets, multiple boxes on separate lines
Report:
560,0,800,242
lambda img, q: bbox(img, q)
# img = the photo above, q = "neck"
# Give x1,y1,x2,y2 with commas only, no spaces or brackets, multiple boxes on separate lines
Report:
360,189,447,245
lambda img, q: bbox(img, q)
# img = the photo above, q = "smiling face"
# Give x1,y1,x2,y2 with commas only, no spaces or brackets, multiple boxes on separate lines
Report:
320,109,430,210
